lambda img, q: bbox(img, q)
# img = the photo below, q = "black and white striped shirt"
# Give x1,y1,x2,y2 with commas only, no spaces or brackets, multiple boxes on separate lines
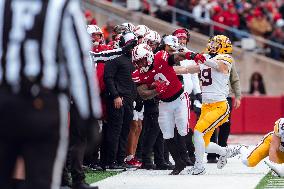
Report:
0,0,101,119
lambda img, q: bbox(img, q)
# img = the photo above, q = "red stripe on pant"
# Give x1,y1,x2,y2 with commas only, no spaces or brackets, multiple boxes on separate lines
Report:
184,92,191,133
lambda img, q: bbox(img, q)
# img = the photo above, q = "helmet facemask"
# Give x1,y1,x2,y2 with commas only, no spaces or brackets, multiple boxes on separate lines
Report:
207,39,221,54
133,54,153,73
91,33,104,46
132,44,154,73
207,35,233,54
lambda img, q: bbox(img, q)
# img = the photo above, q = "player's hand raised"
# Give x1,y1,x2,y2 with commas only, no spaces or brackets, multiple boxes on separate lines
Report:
185,52,206,64
194,53,206,64
151,80,168,94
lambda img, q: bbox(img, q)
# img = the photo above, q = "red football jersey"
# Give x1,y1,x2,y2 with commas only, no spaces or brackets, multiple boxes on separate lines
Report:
92,44,112,120
92,44,112,92
132,50,183,100
92,44,112,53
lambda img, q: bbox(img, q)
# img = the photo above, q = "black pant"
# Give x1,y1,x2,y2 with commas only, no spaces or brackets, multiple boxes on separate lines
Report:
100,121,108,168
175,130,190,163
62,103,101,185
185,129,195,158
106,98,133,164
207,97,233,160
142,113,165,165
69,102,88,184
0,88,68,189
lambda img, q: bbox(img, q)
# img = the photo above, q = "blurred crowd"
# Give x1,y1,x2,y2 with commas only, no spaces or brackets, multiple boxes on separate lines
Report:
109,0,284,61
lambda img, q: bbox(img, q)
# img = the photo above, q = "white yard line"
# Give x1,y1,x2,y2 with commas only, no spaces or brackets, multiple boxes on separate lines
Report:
92,149,269,189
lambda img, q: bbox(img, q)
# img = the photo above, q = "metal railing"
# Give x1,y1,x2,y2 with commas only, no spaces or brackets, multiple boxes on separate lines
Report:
83,1,128,24
167,5,284,51
110,1,284,52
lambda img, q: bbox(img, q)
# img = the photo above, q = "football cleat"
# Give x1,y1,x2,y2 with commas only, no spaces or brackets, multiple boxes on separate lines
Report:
169,162,186,175
156,163,174,170
217,145,243,169
141,162,156,170
217,155,227,169
264,160,284,177
188,166,206,175
125,157,142,168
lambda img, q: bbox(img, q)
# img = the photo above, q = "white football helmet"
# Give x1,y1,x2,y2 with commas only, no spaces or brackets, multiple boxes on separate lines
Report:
87,25,103,35
87,25,104,45
132,44,154,73
134,25,150,38
121,22,135,32
163,35,179,51
143,30,161,44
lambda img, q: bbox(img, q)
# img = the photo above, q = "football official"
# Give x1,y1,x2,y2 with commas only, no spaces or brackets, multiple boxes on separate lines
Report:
0,1,101,189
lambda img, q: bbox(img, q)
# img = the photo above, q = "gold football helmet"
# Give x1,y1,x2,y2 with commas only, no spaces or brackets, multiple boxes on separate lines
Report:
206,35,233,54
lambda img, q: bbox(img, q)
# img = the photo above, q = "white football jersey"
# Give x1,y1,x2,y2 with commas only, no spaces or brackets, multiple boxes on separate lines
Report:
180,59,201,95
200,54,233,103
178,47,201,95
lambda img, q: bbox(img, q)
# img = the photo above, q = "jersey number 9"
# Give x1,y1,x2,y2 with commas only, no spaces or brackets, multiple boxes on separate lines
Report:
200,68,212,86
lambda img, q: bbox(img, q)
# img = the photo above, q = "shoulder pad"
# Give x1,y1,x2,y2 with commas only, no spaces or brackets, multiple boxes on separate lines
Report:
215,54,234,65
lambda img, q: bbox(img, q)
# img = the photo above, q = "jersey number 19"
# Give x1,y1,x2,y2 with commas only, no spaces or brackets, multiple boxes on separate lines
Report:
200,68,212,86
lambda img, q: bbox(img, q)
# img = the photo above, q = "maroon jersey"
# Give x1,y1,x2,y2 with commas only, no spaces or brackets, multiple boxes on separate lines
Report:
132,50,183,101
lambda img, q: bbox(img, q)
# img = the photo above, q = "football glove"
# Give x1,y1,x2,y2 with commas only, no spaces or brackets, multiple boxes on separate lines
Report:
185,52,206,64
151,80,168,94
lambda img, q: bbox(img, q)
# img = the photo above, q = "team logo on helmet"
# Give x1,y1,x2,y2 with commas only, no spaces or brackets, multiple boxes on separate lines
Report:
207,35,233,54
132,44,154,73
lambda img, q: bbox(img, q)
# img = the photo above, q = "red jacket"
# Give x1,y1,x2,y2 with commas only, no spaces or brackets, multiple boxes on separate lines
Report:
212,13,226,32
224,11,240,28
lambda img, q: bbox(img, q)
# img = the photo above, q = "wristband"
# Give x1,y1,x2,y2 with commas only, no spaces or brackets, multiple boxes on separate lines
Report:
185,52,196,60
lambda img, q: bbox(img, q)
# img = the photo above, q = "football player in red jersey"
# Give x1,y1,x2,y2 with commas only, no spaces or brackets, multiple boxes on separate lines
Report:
132,39,205,175
125,30,162,168
87,25,112,118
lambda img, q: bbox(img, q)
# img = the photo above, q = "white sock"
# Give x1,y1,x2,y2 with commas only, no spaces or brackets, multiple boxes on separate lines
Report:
193,130,205,168
126,155,134,161
205,142,226,156
240,146,250,166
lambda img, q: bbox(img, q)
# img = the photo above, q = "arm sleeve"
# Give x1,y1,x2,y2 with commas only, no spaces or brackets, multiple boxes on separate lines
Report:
230,62,242,99
61,0,101,119
89,48,123,63
168,54,176,66
104,60,119,99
